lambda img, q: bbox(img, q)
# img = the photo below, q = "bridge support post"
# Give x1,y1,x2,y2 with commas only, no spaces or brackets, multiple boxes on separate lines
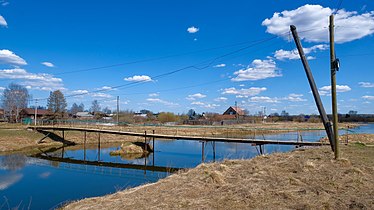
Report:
201,141,205,162
144,131,147,152
213,141,216,162
152,130,155,167
98,133,101,161
84,131,87,161
259,144,264,155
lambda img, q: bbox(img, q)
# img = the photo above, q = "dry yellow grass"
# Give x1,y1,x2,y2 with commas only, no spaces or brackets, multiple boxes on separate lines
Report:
64,138,374,209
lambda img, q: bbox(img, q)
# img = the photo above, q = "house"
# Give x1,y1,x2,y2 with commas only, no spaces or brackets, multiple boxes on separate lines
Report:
19,108,51,119
223,106,245,116
75,112,94,119
19,108,52,124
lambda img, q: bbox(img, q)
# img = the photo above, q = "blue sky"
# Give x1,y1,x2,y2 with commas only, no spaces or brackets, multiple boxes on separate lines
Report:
0,0,373,115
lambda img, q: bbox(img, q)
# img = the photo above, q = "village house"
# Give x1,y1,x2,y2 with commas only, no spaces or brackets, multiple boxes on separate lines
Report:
222,106,245,118
75,112,94,119
19,108,52,123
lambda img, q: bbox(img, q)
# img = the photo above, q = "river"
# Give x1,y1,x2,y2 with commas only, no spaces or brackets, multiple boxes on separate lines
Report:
0,123,373,209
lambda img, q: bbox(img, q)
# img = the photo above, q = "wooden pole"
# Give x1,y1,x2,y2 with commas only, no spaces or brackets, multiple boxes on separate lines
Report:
34,99,38,126
152,130,155,166
84,131,87,161
330,14,340,159
201,141,205,162
144,131,147,152
98,133,101,161
290,25,335,151
213,141,216,162
117,96,119,125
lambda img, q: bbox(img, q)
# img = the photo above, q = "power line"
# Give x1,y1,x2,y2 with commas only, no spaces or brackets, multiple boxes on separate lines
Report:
335,0,344,14
26,35,281,102
52,38,280,76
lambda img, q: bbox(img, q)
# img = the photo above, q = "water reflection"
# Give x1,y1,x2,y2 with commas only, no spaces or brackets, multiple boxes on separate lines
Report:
0,173,23,190
0,154,27,171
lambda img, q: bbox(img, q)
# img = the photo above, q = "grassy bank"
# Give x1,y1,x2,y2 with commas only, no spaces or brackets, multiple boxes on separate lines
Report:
64,135,374,209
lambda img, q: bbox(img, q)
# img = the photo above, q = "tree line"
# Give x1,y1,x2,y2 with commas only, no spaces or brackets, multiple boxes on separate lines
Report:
0,83,111,122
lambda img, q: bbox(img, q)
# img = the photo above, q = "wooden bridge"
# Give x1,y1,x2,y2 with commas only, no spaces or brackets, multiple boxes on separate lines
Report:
29,126,327,147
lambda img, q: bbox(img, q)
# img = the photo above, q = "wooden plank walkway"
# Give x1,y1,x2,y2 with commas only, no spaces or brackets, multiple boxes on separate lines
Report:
30,126,328,146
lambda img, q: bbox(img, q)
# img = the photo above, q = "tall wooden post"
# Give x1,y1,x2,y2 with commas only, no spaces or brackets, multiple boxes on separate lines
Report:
144,131,147,152
84,132,87,161
34,99,38,126
290,25,335,152
201,141,205,162
98,133,101,161
117,96,119,125
330,14,340,159
152,130,155,166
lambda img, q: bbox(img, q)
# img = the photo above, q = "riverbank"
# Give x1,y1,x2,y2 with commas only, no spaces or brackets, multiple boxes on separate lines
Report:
64,135,374,209
0,122,357,154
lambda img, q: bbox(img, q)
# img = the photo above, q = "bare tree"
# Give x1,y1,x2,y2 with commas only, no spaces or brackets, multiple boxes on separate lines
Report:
90,100,101,113
47,90,67,119
1,83,30,122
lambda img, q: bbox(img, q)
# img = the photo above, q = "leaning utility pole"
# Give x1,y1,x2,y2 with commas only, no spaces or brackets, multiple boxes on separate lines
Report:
290,25,335,151
330,14,340,159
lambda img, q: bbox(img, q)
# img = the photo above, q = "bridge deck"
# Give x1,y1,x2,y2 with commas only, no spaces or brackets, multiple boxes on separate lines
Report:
30,126,328,146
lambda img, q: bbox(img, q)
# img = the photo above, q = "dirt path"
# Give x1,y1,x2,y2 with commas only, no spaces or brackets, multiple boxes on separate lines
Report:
64,137,374,209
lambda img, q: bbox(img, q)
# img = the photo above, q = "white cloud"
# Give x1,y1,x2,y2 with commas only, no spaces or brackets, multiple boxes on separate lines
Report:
91,92,112,98
274,44,328,60
0,68,64,91
149,93,159,97
1,1,9,6
0,86,5,91
213,64,226,68
191,101,204,106
186,93,207,100
0,15,7,27
214,97,228,102
124,75,152,82
95,86,117,91
362,95,374,100
262,4,374,43
0,50,27,66
283,93,307,102
191,101,220,109
71,89,89,95
41,62,55,67
359,82,374,88
319,85,352,95
222,87,267,98
231,59,280,81
187,26,199,33
249,96,279,103
146,98,178,106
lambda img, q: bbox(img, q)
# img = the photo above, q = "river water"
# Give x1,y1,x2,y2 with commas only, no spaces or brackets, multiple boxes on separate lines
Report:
0,124,373,209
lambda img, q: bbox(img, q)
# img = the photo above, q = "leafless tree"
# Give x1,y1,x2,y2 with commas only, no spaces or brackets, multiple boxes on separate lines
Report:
1,83,30,122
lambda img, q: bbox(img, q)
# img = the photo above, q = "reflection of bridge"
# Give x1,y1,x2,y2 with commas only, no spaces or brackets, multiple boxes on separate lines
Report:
30,126,327,146
31,154,180,173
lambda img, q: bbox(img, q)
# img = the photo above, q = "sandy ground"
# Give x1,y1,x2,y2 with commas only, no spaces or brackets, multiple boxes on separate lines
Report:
64,134,374,210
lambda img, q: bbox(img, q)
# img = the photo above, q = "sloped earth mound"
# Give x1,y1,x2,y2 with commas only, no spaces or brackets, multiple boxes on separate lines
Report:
64,139,374,210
